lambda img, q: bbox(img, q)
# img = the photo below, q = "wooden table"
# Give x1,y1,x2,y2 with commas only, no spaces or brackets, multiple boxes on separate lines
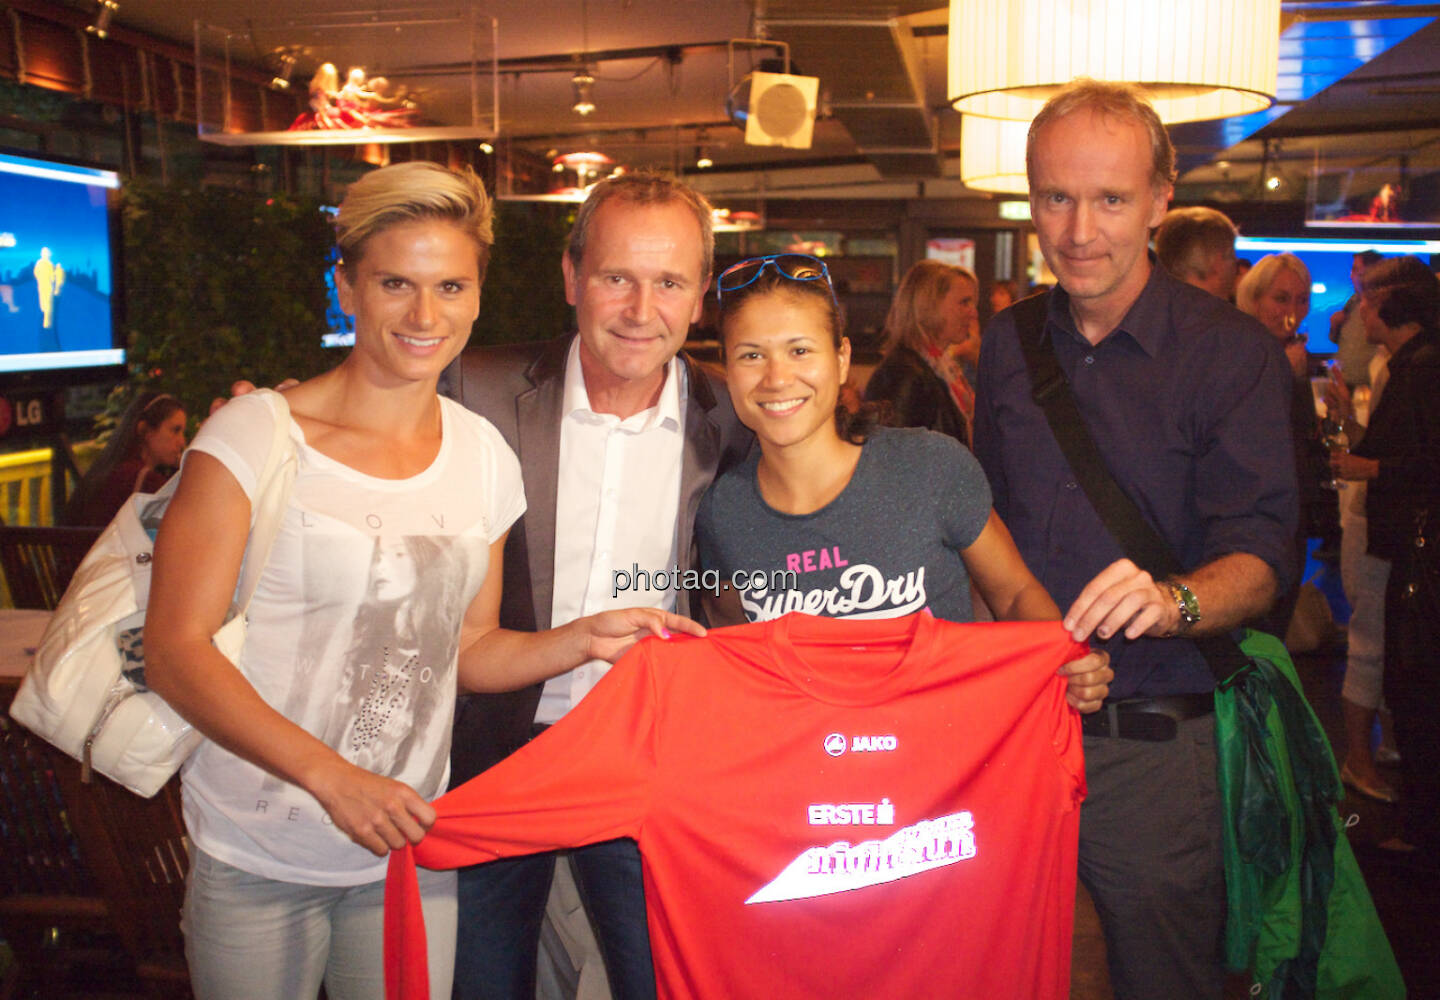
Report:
0,608,50,684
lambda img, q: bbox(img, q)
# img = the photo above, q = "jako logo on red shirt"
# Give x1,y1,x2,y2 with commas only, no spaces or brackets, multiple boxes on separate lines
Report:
824,733,898,756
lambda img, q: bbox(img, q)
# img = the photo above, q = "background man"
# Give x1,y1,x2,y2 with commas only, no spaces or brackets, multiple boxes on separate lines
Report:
1154,205,1240,301
446,171,751,1000
1330,249,1384,386
973,80,1296,999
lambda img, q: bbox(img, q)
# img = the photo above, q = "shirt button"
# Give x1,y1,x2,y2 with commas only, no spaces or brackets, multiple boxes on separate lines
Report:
1083,355,1095,365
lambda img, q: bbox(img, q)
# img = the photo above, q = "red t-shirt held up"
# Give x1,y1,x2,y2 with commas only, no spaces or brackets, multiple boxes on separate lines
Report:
386,613,1088,1000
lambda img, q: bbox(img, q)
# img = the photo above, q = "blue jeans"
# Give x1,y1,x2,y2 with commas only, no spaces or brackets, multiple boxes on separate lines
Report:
452,839,653,1000
182,848,457,1000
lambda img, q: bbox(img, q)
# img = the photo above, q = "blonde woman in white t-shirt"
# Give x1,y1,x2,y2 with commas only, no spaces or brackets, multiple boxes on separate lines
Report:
144,162,702,1000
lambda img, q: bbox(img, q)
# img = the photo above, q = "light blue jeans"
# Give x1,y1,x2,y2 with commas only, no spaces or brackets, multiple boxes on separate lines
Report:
182,848,456,1000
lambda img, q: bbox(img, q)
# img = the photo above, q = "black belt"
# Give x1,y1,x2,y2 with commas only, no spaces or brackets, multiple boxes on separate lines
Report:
1081,692,1214,742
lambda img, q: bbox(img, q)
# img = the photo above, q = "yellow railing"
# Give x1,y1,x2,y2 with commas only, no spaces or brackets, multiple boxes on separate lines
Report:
0,442,101,527
0,448,57,526
1,443,102,606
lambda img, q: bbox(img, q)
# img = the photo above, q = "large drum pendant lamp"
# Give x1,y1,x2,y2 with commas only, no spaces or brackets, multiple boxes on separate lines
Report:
949,0,1280,124
959,116,1030,194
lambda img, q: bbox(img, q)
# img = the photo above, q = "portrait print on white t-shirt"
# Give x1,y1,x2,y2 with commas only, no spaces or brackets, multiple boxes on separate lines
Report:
266,531,470,800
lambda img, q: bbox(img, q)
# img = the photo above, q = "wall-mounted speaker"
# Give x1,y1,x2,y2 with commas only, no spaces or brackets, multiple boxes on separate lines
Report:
744,71,819,149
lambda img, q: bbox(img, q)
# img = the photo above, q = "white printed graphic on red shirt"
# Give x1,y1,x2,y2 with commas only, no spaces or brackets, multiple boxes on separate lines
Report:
808,799,896,825
746,811,977,904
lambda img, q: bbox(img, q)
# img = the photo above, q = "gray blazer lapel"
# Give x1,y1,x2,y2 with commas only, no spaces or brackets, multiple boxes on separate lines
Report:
676,355,723,615
515,340,568,630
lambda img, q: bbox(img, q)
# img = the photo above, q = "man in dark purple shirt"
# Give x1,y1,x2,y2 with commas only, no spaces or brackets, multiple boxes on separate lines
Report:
974,80,1296,1000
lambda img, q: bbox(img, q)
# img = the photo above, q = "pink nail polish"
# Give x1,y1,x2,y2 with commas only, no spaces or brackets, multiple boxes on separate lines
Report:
661,628,672,639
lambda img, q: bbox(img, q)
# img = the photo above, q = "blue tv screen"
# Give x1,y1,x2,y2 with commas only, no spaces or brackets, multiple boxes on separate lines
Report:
318,205,355,349
1235,236,1440,355
0,150,123,383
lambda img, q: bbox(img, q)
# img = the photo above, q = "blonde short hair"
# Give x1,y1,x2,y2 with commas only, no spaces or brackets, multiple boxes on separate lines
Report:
884,259,976,355
1027,78,1176,192
335,162,494,278
1235,253,1310,320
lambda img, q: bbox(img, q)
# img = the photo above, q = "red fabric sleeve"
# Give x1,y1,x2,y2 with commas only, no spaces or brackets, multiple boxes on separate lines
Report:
384,641,663,1000
384,846,428,1000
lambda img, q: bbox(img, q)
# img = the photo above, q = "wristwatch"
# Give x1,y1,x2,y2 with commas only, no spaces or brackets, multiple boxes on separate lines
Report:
1167,581,1201,633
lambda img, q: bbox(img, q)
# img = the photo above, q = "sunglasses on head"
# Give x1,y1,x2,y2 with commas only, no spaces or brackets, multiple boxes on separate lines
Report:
716,253,836,306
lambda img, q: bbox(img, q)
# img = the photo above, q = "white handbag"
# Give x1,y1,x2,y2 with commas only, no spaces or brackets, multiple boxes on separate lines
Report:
9,389,297,797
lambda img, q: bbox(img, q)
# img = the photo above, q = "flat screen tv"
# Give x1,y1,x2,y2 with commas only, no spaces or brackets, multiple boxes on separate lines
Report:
318,205,355,349
0,149,124,387
1234,235,1440,355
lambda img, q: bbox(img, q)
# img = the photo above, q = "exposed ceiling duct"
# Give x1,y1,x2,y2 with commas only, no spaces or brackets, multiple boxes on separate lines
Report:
760,2,944,177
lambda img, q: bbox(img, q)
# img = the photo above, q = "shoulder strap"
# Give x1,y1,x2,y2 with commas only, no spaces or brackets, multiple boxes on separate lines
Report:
232,389,298,615
1011,293,1245,681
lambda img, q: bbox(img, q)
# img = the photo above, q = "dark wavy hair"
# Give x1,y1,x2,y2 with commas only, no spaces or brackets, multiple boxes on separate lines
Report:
1362,255,1440,335
716,268,881,445
60,390,185,525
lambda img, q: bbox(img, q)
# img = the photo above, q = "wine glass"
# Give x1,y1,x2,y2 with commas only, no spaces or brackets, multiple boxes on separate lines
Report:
1321,415,1349,491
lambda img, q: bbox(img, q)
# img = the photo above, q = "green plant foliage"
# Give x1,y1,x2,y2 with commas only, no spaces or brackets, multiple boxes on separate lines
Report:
121,181,335,418
0,78,74,123
475,200,575,345
118,181,575,431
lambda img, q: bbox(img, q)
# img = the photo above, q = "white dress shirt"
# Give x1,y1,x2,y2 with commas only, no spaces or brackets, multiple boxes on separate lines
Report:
536,338,687,724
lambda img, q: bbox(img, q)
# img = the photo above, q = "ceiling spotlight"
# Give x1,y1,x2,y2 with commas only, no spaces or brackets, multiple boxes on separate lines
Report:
695,128,713,169
87,0,118,38
269,52,298,91
479,142,494,155
572,69,596,117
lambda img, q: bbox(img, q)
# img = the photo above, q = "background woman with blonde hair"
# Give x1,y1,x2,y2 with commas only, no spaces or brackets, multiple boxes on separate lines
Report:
864,259,979,444
1237,252,1312,378
1238,252,1325,638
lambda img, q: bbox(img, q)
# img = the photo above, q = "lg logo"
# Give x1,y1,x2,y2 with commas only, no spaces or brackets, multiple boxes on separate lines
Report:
823,733,846,757
0,397,44,437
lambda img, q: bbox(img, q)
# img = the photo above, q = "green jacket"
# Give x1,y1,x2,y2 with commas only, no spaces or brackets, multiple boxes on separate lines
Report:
1215,630,1404,998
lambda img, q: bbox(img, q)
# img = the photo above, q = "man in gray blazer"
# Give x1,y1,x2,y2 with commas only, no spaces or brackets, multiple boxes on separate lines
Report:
447,171,751,1000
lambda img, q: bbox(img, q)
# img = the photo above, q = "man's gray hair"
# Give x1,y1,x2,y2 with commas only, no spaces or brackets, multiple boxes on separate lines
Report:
567,170,715,280
1026,78,1177,192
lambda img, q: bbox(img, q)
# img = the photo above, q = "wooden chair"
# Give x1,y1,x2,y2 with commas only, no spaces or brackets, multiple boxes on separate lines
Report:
49,753,192,998
0,707,113,997
0,526,101,611
1,681,192,999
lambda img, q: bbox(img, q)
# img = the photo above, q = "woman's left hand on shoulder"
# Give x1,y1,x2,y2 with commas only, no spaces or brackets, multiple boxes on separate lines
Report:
580,609,707,663
1057,650,1112,714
